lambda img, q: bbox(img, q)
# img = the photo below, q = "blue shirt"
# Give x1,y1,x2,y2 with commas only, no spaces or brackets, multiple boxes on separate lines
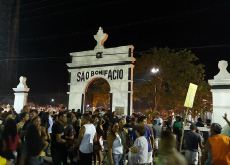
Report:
48,115,53,134
130,125,152,152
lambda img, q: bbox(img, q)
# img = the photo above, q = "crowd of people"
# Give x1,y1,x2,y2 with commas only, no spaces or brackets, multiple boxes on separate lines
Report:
0,106,230,165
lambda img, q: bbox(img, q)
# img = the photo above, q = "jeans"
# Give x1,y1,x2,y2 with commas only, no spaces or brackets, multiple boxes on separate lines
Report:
112,154,123,165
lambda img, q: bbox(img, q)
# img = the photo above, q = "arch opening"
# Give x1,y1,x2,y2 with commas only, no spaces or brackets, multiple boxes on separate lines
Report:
85,78,111,111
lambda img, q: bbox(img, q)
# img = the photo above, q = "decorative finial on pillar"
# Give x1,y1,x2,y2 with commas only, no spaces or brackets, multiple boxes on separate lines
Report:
17,76,28,88
94,27,108,50
214,60,230,80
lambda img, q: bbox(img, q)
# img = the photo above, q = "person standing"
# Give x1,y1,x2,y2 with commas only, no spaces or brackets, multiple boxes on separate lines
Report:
75,114,97,165
152,119,162,157
47,108,53,136
51,112,68,165
184,124,203,165
108,122,123,165
130,116,153,165
202,123,230,165
131,125,148,165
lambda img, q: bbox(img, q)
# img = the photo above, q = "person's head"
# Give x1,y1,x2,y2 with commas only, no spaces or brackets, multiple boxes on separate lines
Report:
112,111,117,116
159,131,176,154
136,125,146,137
30,110,38,119
210,123,222,135
156,113,160,118
206,119,211,126
23,105,30,113
21,112,29,122
2,118,17,141
72,109,75,113
47,108,53,116
31,116,41,129
153,119,157,125
38,111,45,118
71,112,76,118
176,116,180,122
5,111,13,120
92,115,99,124
126,115,132,123
58,112,67,124
138,116,147,125
111,122,119,135
119,118,125,128
198,117,202,122
190,123,197,131
82,114,91,125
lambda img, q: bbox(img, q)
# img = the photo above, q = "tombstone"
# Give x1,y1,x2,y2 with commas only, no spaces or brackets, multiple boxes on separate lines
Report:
208,60,230,127
13,76,30,113
67,27,135,115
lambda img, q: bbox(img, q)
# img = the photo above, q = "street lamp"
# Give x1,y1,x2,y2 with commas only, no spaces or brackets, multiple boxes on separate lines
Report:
151,68,159,74
51,99,55,107
151,67,159,106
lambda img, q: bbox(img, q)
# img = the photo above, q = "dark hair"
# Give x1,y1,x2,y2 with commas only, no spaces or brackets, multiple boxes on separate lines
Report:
21,112,28,120
126,115,132,123
31,116,41,125
176,116,181,121
30,110,38,114
53,114,58,121
82,114,91,121
136,125,146,136
26,125,45,156
198,117,202,122
110,121,119,136
38,111,45,118
138,116,146,123
58,112,66,118
206,119,211,123
190,123,197,131
2,119,17,142
41,112,50,128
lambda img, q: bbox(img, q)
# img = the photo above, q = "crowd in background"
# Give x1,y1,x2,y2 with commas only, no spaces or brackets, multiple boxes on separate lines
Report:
0,106,230,165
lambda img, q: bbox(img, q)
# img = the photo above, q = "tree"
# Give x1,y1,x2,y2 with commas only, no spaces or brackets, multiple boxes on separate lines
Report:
85,78,110,108
134,47,211,118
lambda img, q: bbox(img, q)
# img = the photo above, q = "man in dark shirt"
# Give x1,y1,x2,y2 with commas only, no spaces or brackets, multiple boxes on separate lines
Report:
196,117,204,127
185,124,203,165
51,112,67,165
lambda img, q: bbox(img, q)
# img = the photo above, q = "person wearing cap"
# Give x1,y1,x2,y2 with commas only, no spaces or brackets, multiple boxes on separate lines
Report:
202,123,230,165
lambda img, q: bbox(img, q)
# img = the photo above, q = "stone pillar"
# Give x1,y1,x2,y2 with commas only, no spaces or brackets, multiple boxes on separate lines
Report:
208,60,230,127
13,76,30,113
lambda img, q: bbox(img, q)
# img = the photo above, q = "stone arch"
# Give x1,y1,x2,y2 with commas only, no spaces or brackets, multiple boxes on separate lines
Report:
67,27,135,115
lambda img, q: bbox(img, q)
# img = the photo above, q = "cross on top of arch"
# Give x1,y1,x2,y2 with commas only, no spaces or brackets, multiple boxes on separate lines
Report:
94,27,108,50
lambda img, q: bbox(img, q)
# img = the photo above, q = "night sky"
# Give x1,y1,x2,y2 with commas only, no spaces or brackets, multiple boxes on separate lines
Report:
17,0,230,95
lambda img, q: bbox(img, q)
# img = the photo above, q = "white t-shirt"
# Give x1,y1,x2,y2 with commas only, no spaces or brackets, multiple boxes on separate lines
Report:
134,136,148,164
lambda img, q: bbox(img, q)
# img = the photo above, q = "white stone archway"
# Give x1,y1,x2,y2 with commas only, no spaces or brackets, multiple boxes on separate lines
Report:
67,27,135,115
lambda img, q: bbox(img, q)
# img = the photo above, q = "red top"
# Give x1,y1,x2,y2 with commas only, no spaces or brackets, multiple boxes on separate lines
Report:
8,134,20,151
